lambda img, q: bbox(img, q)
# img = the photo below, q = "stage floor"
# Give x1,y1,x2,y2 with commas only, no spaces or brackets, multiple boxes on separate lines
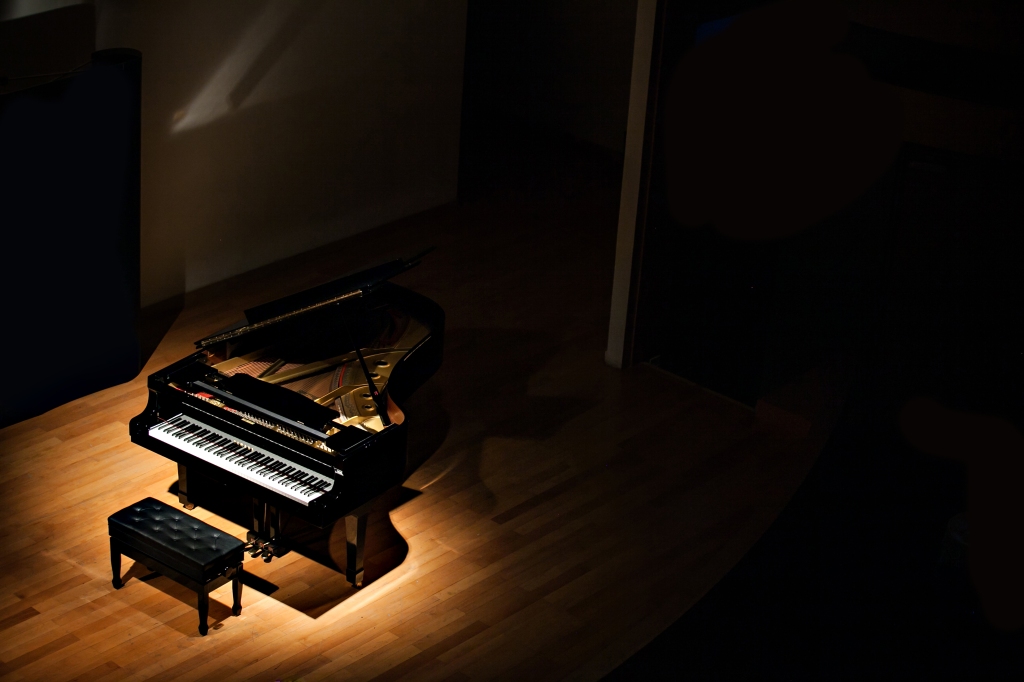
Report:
0,139,831,682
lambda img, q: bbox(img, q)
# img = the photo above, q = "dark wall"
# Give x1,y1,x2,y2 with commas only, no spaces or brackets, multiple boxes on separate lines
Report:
1,48,142,427
0,3,95,87
633,0,1024,415
462,0,637,154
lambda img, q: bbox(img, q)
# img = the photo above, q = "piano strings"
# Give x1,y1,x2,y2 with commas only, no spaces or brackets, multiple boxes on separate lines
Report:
201,314,430,439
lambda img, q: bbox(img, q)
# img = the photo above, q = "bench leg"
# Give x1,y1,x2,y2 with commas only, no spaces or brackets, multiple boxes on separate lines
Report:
110,538,122,589
232,563,243,616
198,590,209,636
345,514,367,588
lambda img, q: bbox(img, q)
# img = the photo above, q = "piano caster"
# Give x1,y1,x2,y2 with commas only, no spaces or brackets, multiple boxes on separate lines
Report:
182,503,195,510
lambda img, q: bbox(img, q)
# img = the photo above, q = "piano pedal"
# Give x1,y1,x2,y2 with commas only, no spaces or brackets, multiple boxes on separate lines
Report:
261,542,286,562
243,532,289,562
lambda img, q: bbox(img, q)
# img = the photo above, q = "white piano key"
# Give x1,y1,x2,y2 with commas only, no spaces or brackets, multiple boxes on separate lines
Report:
150,414,333,506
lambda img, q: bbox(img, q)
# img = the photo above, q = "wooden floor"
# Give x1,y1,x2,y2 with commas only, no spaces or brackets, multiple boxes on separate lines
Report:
0,147,839,681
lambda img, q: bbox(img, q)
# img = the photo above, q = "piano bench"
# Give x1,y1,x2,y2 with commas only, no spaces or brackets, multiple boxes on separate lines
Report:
108,497,245,636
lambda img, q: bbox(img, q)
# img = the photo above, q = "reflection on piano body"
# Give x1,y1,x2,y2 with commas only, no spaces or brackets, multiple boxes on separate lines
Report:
129,254,443,582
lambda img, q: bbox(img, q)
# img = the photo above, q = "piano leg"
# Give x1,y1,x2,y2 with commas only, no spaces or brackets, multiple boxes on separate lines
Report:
177,464,195,510
345,514,368,588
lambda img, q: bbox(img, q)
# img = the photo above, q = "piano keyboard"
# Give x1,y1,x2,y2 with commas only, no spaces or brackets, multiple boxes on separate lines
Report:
150,414,334,506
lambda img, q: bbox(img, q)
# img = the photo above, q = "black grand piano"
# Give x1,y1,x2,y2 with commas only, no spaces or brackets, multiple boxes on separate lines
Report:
129,253,443,586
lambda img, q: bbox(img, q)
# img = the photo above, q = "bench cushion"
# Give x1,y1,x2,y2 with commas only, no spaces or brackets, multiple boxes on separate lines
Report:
109,498,244,583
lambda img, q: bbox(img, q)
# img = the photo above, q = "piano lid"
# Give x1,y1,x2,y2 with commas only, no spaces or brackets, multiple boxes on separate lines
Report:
195,249,432,349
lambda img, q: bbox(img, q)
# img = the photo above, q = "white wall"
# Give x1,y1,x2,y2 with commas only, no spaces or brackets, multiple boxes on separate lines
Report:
95,0,467,306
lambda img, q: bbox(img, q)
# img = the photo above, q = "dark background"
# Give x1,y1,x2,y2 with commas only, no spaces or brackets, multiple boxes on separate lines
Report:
0,43,141,428
603,0,1024,677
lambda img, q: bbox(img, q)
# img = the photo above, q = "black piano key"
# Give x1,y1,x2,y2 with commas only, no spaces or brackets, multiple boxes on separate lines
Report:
183,429,210,444
238,451,262,466
246,455,271,471
231,449,257,465
176,425,197,438
164,417,184,430
196,432,221,448
205,437,230,452
153,417,333,499
254,458,279,475
256,457,279,473
219,442,239,456
224,451,244,463
278,468,300,485
188,432,213,446
257,462,281,477
175,425,198,438
245,453,268,467
216,441,238,456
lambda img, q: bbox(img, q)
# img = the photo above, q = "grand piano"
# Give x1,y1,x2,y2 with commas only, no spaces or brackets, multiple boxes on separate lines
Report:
130,253,443,586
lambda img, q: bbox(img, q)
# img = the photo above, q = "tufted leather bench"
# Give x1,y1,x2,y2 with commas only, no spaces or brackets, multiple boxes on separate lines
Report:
109,498,244,635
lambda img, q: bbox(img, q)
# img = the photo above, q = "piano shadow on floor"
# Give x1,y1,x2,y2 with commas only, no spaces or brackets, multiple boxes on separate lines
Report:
118,561,237,635
158,325,597,618
164,382,451,618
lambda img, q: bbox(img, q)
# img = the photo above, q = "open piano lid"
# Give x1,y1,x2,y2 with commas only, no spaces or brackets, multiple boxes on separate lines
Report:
194,249,432,349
